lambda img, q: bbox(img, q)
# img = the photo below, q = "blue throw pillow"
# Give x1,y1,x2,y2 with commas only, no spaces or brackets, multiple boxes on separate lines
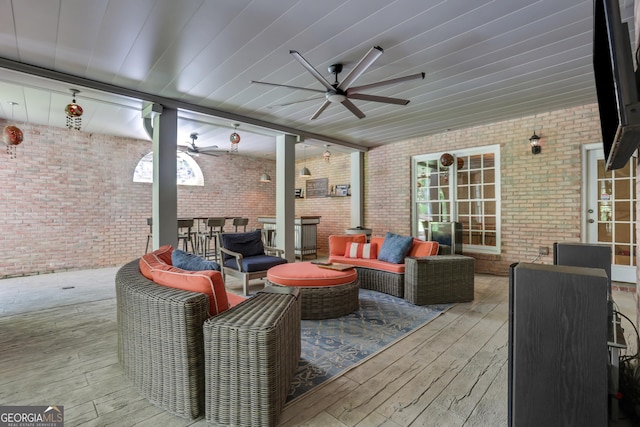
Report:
377,232,414,264
172,249,220,271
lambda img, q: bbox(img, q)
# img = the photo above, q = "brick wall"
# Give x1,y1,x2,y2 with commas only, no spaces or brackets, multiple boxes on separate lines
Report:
363,103,602,275
0,102,625,280
0,120,275,278
294,152,351,255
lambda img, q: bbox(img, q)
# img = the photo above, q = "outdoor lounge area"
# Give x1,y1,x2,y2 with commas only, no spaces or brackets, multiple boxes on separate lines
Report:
0,267,636,426
3,1,640,426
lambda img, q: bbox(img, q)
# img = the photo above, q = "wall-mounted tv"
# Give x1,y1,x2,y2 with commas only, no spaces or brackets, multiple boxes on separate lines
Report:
593,0,640,170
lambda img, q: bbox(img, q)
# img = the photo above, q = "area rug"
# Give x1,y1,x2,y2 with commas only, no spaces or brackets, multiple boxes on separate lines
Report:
286,289,451,402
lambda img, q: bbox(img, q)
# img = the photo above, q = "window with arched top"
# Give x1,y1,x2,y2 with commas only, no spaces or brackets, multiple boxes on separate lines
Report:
133,151,204,186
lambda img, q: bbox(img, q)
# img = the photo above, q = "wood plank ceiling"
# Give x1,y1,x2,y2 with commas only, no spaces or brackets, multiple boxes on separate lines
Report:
0,0,635,157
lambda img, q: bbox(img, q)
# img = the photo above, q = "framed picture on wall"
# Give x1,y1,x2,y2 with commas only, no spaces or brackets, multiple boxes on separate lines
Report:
335,184,349,196
306,178,328,198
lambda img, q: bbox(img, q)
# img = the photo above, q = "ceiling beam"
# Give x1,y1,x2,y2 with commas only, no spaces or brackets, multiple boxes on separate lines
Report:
0,56,369,152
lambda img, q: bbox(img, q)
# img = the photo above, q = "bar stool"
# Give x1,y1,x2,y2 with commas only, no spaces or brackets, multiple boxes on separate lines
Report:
201,217,226,260
233,217,249,232
177,218,195,252
261,228,276,248
145,217,153,253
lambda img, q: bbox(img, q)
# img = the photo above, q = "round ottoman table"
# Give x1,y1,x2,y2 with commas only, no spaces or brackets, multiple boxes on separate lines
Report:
266,262,359,319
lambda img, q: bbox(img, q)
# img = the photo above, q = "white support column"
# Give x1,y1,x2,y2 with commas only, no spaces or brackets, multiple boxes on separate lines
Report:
144,104,178,249
276,134,297,261
350,151,365,227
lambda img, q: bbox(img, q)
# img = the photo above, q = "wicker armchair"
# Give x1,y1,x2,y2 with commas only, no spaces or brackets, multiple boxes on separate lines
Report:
115,259,301,425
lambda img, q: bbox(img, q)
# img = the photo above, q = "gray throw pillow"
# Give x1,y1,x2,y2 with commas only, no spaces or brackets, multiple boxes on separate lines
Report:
377,232,414,264
172,249,221,271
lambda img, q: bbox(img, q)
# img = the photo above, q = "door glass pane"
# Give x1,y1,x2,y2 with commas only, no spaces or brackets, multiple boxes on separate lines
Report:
596,159,636,266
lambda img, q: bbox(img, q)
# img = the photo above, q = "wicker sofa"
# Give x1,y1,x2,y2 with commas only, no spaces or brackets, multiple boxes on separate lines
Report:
328,233,474,302
115,254,301,426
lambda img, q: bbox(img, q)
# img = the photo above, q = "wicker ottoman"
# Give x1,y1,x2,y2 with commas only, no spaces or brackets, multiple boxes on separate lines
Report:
404,255,475,305
266,262,359,319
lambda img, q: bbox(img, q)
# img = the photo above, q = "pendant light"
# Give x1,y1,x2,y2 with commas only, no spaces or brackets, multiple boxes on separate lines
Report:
299,145,311,177
259,173,272,182
65,89,83,131
3,101,23,159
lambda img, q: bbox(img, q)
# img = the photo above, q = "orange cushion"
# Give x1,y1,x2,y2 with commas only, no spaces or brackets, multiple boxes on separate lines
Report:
344,242,378,259
151,265,230,316
267,262,357,287
408,239,439,257
370,236,385,250
139,245,174,280
328,234,367,256
227,292,248,308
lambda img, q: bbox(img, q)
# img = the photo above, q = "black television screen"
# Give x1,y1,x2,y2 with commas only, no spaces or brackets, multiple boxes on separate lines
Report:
593,0,640,170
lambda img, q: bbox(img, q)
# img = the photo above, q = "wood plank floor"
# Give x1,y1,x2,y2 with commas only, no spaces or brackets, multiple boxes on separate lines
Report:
0,269,636,426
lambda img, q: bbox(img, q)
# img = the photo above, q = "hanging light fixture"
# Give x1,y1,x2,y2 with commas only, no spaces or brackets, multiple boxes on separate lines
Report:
229,123,240,153
3,101,23,159
323,144,331,163
299,145,311,177
65,89,84,131
259,172,272,182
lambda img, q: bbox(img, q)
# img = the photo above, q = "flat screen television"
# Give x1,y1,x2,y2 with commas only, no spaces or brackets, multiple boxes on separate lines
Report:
593,0,640,170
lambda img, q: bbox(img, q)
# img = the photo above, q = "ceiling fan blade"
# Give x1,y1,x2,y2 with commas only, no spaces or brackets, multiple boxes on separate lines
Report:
268,96,325,108
347,93,410,105
348,72,425,93
337,46,384,91
197,145,220,152
251,80,325,94
310,100,332,120
289,50,334,91
340,99,366,119
200,151,220,157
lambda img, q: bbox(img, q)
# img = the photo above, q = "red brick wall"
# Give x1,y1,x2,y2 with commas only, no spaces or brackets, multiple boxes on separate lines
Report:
0,102,618,279
294,152,351,255
364,104,602,275
0,120,275,278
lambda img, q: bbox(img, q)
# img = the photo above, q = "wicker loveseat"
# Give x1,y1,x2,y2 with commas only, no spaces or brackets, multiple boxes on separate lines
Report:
115,254,301,426
328,233,474,302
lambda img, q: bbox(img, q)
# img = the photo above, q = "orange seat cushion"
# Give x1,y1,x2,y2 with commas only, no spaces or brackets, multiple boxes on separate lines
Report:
328,234,367,256
227,292,248,308
267,262,357,287
139,245,174,280
408,239,439,257
151,264,230,316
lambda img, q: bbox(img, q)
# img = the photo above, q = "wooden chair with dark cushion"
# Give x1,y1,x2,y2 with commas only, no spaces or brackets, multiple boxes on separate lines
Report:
218,229,288,296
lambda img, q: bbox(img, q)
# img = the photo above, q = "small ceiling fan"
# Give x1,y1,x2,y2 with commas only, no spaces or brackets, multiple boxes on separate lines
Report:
184,133,225,157
251,46,424,120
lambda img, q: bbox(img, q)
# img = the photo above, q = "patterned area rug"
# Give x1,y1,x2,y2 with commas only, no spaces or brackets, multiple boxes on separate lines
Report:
286,289,451,402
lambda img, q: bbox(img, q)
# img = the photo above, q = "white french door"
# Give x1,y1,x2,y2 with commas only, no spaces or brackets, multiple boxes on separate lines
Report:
585,147,637,283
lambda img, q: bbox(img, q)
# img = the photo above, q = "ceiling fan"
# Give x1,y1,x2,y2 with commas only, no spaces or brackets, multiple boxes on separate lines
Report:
184,133,225,157
251,46,424,120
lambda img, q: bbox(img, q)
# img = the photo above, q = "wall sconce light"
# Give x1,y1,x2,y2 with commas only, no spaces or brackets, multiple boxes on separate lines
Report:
529,131,541,155
259,173,272,182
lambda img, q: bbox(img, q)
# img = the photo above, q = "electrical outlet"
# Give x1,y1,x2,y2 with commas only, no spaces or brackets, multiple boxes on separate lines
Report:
538,246,549,256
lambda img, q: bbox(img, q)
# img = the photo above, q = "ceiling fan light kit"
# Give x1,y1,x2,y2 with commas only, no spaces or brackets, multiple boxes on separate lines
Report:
252,45,424,120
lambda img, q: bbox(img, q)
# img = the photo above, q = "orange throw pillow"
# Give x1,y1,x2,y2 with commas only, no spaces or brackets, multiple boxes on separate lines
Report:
139,245,174,280
151,266,230,316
